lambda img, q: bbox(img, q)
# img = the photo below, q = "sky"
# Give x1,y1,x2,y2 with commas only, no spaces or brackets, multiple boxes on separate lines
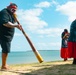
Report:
0,0,76,52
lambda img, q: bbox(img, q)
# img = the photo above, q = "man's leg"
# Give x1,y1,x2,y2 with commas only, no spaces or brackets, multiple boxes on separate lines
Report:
1,53,8,69
0,40,11,70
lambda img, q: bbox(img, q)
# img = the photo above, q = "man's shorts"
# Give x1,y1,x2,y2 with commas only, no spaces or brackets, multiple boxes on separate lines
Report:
0,40,11,53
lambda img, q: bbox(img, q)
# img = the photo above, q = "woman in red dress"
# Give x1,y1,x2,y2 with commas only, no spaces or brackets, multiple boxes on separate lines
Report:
60,29,69,61
68,19,76,64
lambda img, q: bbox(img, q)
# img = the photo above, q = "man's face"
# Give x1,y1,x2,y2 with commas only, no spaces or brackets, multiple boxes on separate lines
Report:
9,5,17,13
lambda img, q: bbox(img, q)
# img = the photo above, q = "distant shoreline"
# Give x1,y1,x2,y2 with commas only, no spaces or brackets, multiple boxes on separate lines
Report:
0,50,73,66
0,50,60,52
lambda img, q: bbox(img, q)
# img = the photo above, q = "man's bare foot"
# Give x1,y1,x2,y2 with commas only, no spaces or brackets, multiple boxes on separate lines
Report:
1,65,9,70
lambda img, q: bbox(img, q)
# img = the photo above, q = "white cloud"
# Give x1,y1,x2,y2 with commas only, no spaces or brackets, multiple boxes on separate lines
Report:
16,1,69,38
34,1,51,8
51,0,59,6
16,1,59,37
17,8,48,31
56,1,76,21
36,28,63,37
37,42,61,50
17,8,68,38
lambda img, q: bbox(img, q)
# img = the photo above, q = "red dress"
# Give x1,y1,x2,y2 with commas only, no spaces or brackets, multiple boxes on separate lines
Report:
61,48,68,58
68,42,76,58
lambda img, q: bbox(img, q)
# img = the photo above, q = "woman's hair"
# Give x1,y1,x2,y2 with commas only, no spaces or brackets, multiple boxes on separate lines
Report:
64,29,68,33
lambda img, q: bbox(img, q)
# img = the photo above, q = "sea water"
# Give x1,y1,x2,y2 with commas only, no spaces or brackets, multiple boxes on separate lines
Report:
0,50,62,65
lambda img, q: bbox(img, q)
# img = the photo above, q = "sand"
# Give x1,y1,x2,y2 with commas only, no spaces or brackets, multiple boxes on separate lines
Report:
0,60,76,75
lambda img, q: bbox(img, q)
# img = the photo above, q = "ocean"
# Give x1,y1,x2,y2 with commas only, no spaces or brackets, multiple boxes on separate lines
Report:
0,50,62,65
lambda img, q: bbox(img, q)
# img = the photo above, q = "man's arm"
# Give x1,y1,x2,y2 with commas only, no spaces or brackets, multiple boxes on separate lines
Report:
3,22,18,28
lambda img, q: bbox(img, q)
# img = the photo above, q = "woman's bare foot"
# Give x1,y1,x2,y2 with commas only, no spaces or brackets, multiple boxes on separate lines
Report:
64,58,67,61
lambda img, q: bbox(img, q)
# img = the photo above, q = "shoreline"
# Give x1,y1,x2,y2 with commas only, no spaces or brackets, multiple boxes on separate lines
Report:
0,60,76,75
0,50,62,65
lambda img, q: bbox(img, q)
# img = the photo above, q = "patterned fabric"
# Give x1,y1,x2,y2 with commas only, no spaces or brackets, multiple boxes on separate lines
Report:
61,32,68,48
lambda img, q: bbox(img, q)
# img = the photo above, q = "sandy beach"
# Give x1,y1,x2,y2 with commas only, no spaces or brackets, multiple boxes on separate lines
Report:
0,60,76,75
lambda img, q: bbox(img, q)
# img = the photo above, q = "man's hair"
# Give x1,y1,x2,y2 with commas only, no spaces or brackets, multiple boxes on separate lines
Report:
9,3,17,7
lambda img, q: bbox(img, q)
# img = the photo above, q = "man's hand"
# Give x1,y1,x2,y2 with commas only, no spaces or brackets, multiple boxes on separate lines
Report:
16,24,23,30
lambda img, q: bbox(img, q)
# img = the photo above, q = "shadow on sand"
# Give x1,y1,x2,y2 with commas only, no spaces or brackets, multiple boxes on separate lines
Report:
1,63,76,75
